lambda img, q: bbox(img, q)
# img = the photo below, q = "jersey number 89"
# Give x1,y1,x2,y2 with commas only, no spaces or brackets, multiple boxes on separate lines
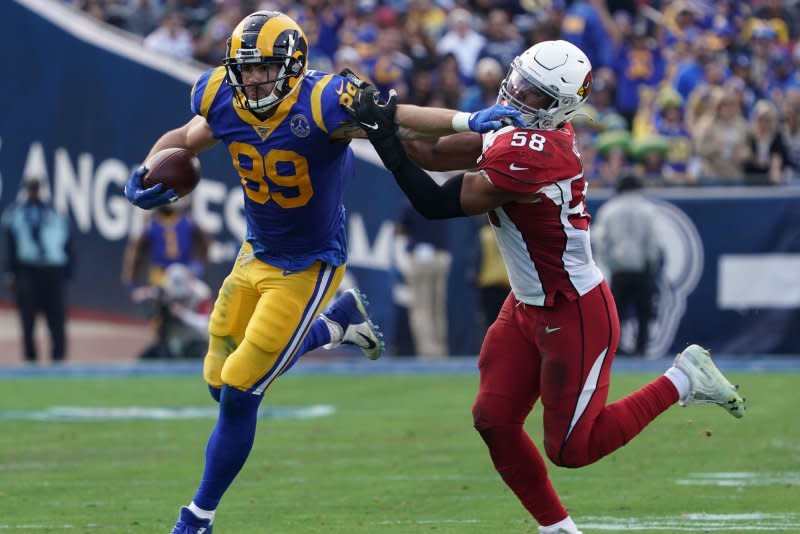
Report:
229,142,313,208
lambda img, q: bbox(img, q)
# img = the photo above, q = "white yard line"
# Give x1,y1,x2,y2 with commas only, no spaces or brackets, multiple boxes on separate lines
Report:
0,525,99,530
677,471,800,487
369,513,800,532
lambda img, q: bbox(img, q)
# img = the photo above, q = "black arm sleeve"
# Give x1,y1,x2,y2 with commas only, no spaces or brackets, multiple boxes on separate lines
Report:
369,133,466,220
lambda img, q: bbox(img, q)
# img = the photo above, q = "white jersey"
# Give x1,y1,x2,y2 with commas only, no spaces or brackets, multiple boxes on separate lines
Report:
477,124,604,306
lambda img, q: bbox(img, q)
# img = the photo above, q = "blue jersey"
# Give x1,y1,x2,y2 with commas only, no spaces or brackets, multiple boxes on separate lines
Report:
191,68,357,271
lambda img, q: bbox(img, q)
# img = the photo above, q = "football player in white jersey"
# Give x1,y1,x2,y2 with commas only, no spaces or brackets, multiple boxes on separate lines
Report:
347,40,745,534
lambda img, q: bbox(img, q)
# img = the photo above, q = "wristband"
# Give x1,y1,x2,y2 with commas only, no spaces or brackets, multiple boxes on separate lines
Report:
451,112,471,133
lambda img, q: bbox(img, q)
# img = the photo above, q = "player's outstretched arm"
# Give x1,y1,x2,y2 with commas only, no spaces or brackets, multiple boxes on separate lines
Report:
338,69,522,137
346,90,522,219
395,102,523,137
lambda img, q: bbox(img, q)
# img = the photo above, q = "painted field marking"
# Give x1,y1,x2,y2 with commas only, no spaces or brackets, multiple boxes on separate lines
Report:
0,404,334,421
580,513,800,532
370,514,800,532
0,524,99,530
677,471,800,487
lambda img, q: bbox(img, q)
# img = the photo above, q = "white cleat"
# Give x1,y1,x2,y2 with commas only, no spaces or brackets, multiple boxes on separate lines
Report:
322,289,384,360
672,344,745,418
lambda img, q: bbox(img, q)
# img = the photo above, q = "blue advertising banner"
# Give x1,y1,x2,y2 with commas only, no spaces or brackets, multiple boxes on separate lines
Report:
2,0,799,356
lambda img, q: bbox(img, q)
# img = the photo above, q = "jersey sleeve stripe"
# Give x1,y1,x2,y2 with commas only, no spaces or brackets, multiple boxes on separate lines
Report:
311,74,335,133
199,67,227,118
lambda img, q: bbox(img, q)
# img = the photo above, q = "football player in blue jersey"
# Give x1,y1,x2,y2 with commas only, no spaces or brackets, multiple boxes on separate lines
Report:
123,10,521,533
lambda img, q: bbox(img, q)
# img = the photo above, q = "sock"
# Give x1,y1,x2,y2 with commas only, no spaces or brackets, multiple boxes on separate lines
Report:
540,516,579,534
208,385,221,403
187,501,215,522
664,366,690,401
279,319,332,376
193,385,262,511
299,318,332,353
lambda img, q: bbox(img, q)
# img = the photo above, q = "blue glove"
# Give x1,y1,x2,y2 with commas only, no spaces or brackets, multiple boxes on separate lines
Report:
124,165,178,210
468,104,524,133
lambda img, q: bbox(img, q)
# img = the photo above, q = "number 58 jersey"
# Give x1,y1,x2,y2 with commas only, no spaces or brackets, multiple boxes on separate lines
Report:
191,67,358,271
477,123,604,307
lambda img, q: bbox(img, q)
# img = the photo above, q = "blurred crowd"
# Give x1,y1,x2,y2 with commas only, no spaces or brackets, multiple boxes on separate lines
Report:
66,0,800,188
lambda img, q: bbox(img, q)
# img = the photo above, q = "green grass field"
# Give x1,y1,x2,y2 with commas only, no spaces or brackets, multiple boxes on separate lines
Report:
1,372,798,533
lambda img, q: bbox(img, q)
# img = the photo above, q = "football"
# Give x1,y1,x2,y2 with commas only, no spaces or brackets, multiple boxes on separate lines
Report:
142,147,201,198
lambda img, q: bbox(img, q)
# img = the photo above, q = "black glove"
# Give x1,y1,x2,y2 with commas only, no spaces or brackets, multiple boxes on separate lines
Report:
349,89,398,138
345,89,407,172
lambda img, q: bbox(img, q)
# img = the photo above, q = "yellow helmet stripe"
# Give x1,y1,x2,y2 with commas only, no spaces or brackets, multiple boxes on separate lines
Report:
229,23,244,56
256,15,301,56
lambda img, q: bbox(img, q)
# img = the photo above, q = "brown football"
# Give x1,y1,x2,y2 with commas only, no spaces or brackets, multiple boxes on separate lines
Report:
142,148,201,198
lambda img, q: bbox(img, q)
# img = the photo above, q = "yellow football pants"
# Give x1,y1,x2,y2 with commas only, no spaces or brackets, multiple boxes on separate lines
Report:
203,242,344,395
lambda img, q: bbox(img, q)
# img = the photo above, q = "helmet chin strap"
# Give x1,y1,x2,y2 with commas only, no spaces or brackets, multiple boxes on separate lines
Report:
248,92,279,112
247,69,305,112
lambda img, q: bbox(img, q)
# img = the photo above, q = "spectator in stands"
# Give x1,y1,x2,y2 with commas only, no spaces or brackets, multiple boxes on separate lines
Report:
193,1,242,66
590,75,628,132
365,25,412,99
460,57,504,112
436,8,486,83
748,1,796,44
595,130,633,189
631,135,671,187
744,99,787,185
122,0,163,36
593,175,661,356
333,46,363,80
613,24,665,125
477,8,524,68
766,49,800,107
693,87,751,184
729,53,764,115
395,202,451,359
405,0,448,40
661,0,704,48
438,53,466,109
561,0,619,69
653,88,696,186
403,17,439,72
144,10,194,60
408,68,441,107
673,31,717,101
2,178,73,364
748,22,780,92
781,90,800,184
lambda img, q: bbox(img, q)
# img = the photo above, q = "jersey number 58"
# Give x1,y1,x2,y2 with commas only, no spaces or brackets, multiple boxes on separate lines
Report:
509,131,547,151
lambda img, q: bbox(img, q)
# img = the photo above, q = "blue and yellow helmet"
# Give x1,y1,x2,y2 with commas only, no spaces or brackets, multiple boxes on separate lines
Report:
224,11,308,112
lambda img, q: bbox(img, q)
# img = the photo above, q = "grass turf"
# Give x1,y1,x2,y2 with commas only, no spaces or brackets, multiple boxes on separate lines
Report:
1,372,798,533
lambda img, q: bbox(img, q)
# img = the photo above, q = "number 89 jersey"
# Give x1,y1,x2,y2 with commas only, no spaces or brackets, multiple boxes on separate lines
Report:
191,67,357,271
